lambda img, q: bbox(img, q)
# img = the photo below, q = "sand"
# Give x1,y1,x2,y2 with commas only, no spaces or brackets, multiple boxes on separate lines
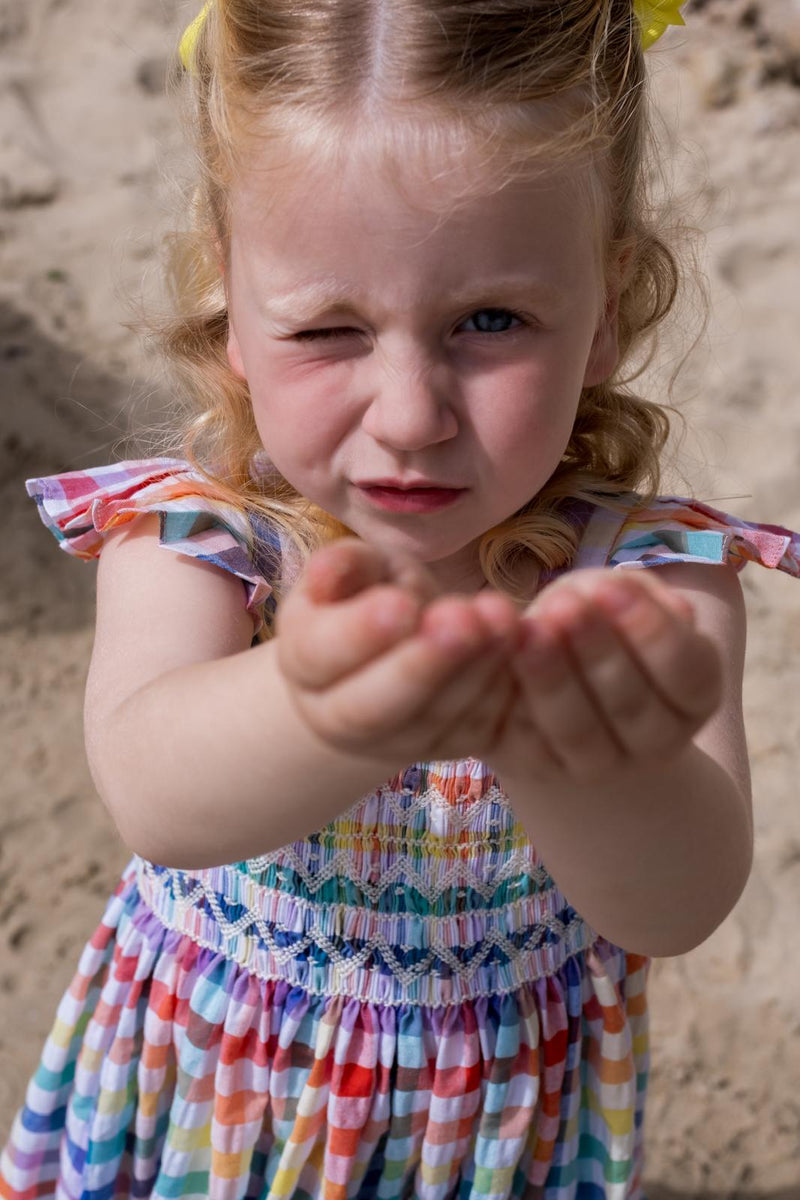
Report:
1,1,799,1195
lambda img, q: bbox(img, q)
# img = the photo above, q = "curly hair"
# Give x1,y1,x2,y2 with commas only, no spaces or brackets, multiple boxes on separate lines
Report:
148,0,685,626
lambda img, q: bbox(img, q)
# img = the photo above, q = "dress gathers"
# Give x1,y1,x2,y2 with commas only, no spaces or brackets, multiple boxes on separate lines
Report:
2,459,798,1200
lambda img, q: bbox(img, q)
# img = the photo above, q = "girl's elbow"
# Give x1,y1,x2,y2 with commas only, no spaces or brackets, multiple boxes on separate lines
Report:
646,842,754,959
85,737,170,864
97,784,192,867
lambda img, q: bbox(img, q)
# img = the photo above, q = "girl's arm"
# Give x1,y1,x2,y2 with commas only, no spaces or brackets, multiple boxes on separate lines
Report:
84,516,388,866
84,515,520,868
495,561,753,958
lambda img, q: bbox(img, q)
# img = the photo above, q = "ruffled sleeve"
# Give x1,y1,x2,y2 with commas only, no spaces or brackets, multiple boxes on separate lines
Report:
26,458,278,631
605,495,800,577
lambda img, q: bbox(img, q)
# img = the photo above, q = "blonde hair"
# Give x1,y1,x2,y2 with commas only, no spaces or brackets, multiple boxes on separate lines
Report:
151,0,682,628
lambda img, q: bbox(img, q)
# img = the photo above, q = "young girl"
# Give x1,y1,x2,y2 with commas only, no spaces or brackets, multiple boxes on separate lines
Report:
2,1,798,1197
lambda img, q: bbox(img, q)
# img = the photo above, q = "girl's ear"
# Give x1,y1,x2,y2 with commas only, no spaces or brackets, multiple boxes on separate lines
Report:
582,288,621,388
583,244,634,388
227,321,247,380
583,304,619,387
218,248,247,380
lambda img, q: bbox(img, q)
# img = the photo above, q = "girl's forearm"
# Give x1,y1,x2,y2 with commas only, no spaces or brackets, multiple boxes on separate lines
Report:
499,746,753,958
86,640,400,869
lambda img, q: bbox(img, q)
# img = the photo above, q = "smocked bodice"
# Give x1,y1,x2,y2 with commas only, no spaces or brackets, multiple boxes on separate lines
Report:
137,760,592,1006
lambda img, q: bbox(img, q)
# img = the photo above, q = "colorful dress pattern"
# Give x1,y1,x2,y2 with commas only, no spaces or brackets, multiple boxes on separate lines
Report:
2,460,798,1200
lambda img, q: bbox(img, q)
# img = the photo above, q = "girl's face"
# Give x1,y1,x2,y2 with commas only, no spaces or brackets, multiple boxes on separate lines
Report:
225,142,619,593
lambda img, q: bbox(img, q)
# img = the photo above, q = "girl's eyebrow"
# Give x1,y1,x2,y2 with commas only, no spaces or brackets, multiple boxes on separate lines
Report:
261,276,567,324
261,279,360,324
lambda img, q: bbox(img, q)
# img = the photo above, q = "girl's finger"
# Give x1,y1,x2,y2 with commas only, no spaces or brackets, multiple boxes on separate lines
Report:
421,644,516,758
280,541,444,689
300,596,511,751
554,594,699,757
513,620,625,782
279,581,425,689
405,591,521,756
613,568,696,622
530,566,695,626
471,588,527,648
591,577,722,720
301,538,436,604
301,539,386,602
425,631,521,755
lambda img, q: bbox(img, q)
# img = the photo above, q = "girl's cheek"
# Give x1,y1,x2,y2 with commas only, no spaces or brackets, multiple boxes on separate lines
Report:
250,359,355,439
256,347,359,392
472,359,573,426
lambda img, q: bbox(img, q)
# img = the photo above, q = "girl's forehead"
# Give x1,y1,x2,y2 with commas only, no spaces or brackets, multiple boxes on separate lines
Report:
226,106,605,228
229,151,600,251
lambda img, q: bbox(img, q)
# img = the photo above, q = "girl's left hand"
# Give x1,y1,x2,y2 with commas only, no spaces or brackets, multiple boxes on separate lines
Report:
497,569,724,784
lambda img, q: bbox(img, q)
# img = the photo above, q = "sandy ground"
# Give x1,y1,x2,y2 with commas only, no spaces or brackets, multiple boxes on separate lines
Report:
1,1,799,1195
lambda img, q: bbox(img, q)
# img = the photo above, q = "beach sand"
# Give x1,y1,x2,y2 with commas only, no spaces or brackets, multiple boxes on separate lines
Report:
1,2,799,1194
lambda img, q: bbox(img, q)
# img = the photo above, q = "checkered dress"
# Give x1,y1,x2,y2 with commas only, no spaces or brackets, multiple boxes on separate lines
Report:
2,460,797,1200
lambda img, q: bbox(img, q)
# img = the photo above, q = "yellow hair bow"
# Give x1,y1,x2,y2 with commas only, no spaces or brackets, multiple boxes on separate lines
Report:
179,1,212,71
179,0,686,72
634,0,686,51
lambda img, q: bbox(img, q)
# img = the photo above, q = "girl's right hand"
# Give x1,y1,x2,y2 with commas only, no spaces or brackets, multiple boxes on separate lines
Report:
276,539,522,764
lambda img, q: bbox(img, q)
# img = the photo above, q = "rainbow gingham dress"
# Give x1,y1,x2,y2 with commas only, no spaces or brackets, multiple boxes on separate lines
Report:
2,459,799,1200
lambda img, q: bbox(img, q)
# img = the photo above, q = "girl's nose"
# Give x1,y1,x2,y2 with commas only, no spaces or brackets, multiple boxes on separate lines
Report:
360,352,459,452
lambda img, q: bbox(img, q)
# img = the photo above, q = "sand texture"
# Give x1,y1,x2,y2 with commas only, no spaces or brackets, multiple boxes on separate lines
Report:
1,1,799,1195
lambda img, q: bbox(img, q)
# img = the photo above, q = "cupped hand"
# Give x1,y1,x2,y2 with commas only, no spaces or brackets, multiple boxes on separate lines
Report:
496,568,724,784
276,538,522,763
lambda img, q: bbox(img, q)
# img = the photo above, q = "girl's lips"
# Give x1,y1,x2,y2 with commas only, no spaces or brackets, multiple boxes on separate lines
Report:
355,484,465,514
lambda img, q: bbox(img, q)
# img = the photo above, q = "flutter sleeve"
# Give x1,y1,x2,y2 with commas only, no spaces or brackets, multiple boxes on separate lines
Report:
26,457,278,631
606,495,800,578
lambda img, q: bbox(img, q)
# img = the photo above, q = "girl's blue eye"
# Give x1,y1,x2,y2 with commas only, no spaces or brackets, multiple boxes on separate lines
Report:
460,308,523,334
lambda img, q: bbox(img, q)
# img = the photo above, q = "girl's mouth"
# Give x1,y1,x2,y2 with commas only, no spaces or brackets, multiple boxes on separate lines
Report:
355,484,466,514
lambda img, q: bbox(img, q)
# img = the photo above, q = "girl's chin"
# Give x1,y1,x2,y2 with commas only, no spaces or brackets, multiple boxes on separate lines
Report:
342,519,486,583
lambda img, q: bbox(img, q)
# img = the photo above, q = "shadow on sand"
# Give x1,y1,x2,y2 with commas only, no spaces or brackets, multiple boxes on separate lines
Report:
1,298,163,633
